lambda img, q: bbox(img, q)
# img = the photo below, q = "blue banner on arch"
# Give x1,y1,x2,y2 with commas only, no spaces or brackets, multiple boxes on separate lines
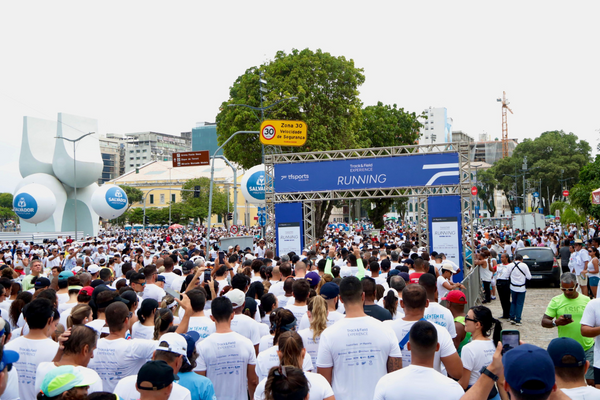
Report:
274,153,459,193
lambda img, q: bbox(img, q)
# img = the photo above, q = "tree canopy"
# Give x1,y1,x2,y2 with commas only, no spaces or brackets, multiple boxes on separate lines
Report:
216,48,366,169
570,154,600,219
180,177,231,225
490,130,591,213
118,185,144,212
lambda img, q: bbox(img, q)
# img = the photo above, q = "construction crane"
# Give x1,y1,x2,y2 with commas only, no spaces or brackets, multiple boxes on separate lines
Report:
497,91,513,158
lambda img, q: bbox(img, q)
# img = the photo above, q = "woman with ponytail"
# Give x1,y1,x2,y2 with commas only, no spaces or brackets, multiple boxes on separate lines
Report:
458,305,502,399
255,311,314,381
9,291,32,328
131,298,158,339
298,295,328,367
259,293,278,326
256,331,334,400
258,308,295,353
153,308,174,340
381,288,400,319
66,304,93,329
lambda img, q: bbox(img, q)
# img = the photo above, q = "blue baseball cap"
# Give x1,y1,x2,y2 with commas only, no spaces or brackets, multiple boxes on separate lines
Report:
180,331,200,360
320,282,340,300
503,344,555,395
0,346,18,371
547,337,586,368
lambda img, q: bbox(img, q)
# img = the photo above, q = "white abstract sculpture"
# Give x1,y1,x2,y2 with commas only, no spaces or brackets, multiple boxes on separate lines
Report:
14,113,127,236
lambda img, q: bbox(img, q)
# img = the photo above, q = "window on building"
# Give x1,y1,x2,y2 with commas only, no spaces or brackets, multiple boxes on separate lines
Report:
149,194,154,204
143,149,147,152
160,194,165,204
130,157,134,160
130,164,134,167
171,194,175,203
142,156,146,160
136,150,140,153
130,150,134,153
409,203,413,212
136,157,140,160
217,214,222,223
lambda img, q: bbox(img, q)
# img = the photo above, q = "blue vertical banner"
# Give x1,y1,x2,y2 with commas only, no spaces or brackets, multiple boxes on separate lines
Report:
428,196,464,282
275,202,304,257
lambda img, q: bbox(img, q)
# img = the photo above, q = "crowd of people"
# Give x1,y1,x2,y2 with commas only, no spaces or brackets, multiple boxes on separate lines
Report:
0,220,596,399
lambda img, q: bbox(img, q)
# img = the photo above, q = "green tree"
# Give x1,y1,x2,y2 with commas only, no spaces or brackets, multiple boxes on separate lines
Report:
180,177,231,225
216,48,366,235
491,130,591,213
119,185,144,212
570,155,600,219
358,102,423,228
0,193,13,209
475,169,498,217
123,208,144,225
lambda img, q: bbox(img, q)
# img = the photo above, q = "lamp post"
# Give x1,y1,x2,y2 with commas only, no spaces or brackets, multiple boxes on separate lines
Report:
168,167,172,225
55,131,95,241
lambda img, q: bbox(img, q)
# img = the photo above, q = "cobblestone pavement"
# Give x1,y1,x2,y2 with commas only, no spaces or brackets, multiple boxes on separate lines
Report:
486,285,561,349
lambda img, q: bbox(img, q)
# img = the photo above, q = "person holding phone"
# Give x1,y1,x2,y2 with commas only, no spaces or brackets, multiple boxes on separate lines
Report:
542,272,594,385
458,305,502,399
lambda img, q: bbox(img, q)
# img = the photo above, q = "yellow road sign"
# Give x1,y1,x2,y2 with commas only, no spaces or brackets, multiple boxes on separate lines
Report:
260,120,307,146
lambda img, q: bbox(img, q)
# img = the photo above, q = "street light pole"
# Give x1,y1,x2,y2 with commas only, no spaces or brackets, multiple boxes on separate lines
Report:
55,131,95,241
168,167,172,225
207,131,259,245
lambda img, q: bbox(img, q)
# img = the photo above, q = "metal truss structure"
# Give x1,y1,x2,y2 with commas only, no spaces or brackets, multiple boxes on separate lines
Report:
264,142,475,272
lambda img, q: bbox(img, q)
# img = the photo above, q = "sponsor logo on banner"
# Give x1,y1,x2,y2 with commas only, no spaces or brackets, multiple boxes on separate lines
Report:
13,193,38,219
105,187,127,210
247,171,265,201
274,153,460,193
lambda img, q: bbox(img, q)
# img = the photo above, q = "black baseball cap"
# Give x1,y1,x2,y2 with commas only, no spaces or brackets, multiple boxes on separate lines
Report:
34,277,51,289
137,361,178,391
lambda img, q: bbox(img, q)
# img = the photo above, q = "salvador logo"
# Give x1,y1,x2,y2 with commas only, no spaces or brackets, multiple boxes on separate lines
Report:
105,187,128,210
247,171,265,201
13,193,38,219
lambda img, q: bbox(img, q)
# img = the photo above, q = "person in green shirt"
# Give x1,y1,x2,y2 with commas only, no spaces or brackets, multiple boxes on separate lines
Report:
21,258,44,291
542,272,594,385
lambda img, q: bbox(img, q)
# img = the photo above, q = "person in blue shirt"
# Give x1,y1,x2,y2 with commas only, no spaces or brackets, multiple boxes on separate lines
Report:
177,331,216,400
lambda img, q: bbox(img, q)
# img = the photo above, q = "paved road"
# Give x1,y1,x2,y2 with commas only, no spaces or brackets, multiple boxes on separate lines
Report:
486,285,560,349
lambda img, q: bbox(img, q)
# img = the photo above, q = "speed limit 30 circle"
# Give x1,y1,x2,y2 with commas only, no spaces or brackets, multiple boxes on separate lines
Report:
261,125,276,141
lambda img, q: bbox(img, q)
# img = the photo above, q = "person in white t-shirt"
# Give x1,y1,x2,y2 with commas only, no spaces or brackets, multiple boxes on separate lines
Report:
184,289,216,345
374,320,465,400
142,265,166,303
283,280,309,322
384,285,463,379
196,296,258,400
131,299,158,340
5,298,59,400
113,333,192,400
254,330,333,400
458,306,502,397
35,325,103,395
316,276,402,400
160,257,179,290
420,273,458,338
88,297,192,392
224,289,261,353
437,264,464,302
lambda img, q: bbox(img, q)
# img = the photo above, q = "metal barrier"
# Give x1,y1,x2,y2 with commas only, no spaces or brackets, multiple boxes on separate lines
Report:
462,265,482,310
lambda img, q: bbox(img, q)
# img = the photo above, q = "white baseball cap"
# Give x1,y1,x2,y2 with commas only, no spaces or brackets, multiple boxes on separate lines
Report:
225,289,246,308
88,265,100,274
157,332,188,360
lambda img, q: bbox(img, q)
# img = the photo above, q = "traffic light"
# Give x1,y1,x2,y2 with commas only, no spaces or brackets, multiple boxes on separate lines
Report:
144,215,149,225
227,213,233,221
194,186,200,198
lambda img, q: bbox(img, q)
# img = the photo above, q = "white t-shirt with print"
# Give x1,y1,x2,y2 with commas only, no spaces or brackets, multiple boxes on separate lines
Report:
424,302,457,338
231,314,261,345
373,364,464,400
160,271,178,289
316,316,401,400
255,345,313,382
87,337,158,392
5,337,59,400
383,318,456,372
254,371,334,400
298,328,321,368
461,339,496,386
195,331,257,400
561,385,600,400
113,374,192,400
187,315,216,342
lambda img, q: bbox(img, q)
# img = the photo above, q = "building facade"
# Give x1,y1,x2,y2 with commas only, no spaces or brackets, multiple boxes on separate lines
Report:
109,160,259,227
420,107,453,145
98,136,125,185
191,122,223,156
